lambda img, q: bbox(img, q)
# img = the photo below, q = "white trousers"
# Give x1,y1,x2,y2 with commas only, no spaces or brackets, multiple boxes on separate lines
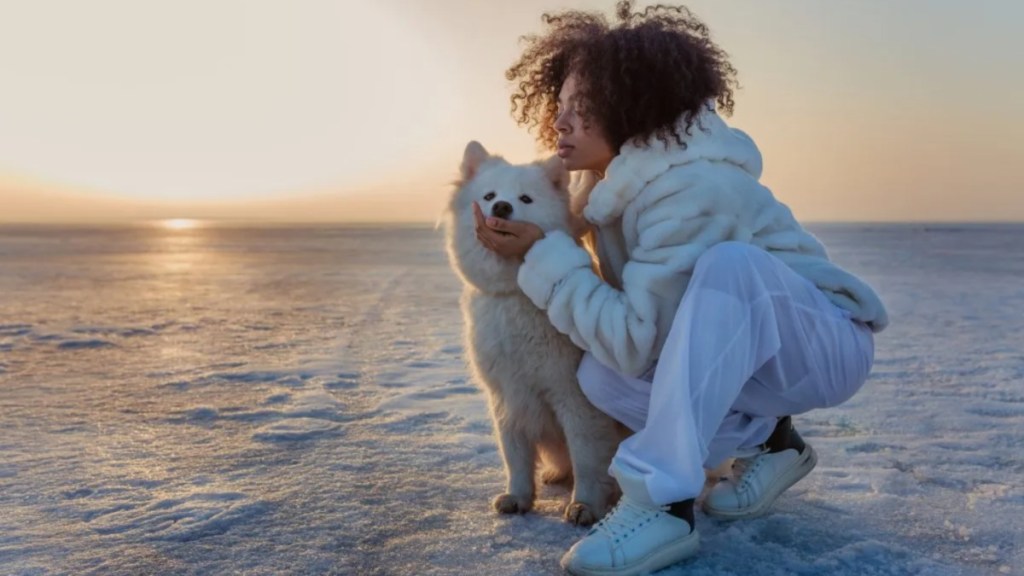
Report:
577,242,875,505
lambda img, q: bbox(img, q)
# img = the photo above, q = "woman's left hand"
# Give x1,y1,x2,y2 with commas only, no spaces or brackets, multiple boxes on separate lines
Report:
473,202,545,261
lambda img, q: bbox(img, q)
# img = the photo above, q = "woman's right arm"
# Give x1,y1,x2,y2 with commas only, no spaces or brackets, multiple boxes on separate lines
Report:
517,180,733,377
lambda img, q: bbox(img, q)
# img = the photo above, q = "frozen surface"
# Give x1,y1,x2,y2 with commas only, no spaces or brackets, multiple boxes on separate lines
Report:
0,222,1021,575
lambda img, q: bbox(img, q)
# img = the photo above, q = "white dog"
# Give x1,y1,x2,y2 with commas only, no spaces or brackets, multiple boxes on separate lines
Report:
443,141,622,525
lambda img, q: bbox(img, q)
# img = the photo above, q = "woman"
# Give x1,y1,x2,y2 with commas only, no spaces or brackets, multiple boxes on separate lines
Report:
474,2,888,575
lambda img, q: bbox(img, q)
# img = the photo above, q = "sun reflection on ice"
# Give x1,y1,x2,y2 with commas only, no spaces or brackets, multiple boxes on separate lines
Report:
150,219,208,276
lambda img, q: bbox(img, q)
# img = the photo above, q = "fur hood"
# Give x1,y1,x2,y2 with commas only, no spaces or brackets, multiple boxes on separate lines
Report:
579,103,763,226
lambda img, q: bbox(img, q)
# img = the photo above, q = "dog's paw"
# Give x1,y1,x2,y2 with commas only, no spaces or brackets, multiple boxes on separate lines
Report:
564,501,601,526
493,493,533,515
540,466,572,486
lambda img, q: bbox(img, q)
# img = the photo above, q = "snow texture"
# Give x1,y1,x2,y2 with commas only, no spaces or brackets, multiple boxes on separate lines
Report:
0,223,1021,575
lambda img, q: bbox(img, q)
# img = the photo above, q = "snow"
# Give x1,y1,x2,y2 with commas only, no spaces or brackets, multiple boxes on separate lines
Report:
0,222,1021,575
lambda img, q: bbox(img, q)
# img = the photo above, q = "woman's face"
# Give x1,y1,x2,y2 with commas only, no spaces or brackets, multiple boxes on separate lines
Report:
553,74,616,176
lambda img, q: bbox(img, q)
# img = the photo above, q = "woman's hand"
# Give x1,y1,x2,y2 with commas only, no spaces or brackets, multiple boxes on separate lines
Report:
473,202,545,261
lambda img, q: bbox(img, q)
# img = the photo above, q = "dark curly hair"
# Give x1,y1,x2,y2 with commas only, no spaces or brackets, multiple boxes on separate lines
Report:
506,1,738,153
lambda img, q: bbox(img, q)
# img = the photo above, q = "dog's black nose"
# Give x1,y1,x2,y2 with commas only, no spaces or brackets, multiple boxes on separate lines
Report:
491,201,513,219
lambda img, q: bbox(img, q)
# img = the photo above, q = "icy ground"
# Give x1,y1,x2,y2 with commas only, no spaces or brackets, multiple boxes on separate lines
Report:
0,223,1021,575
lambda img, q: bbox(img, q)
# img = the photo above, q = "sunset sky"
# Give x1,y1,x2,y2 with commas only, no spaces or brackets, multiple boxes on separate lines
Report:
1,0,1022,223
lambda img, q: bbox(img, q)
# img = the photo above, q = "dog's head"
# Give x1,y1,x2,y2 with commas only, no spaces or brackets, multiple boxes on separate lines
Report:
444,141,571,294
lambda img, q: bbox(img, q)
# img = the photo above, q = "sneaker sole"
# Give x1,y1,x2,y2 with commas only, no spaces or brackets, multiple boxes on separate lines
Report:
702,445,818,520
562,529,700,576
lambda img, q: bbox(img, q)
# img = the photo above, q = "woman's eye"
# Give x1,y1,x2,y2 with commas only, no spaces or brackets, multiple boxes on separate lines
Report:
483,192,496,201
519,195,533,204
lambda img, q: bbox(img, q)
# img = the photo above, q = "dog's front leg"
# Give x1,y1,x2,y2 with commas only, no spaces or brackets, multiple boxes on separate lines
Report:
492,424,536,515
558,405,620,526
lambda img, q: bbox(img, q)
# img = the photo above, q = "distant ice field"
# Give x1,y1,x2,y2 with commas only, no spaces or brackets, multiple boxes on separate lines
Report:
0,222,1021,575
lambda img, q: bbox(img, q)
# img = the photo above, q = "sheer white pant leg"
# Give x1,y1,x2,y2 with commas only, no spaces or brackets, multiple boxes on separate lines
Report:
577,353,651,434
594,242,875,506
579,355,776,468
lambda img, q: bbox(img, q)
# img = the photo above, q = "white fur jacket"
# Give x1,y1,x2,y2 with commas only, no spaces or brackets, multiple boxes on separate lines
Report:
517,106,889,378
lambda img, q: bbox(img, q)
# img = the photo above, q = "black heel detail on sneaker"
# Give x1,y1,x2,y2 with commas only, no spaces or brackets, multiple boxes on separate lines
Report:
667,498,695,529
764,416,806,454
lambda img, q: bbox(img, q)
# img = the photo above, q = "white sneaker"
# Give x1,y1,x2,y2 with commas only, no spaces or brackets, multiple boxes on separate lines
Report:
703,416,817,519
560,496,699,576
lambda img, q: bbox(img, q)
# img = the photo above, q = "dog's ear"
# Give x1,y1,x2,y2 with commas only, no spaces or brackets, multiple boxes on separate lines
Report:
541,155,569,191
461,141,490,180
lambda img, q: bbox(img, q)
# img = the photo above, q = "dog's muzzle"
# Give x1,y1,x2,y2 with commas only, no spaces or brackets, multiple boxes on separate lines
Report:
491,201,513,220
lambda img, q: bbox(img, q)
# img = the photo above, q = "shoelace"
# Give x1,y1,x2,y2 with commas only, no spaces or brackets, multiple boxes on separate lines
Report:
731,452,767,493
589,497,667,541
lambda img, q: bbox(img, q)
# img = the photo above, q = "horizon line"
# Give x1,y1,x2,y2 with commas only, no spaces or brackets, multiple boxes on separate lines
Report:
2,218,1023,228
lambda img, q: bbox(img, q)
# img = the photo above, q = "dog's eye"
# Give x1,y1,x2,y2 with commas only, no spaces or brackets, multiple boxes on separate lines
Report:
519,195,533,204
483,192,496,201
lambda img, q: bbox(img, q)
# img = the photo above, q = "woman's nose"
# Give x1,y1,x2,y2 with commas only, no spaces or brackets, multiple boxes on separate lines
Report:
553,111,571,134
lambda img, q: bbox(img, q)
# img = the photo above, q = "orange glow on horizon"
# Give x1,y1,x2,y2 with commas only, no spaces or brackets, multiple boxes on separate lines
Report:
1,1,1022,223
161,218,201,230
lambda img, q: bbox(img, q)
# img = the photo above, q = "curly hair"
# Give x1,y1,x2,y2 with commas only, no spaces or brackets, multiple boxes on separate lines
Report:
506,1,738,153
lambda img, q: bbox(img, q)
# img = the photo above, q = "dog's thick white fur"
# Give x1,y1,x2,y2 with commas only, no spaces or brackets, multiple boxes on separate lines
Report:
444,141,621,525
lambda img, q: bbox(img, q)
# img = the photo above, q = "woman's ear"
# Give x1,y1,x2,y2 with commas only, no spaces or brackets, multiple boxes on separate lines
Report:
461,141,490,180
541,154,569,190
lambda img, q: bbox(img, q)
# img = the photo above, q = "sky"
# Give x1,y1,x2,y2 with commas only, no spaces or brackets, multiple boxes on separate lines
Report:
1,0,1022,223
